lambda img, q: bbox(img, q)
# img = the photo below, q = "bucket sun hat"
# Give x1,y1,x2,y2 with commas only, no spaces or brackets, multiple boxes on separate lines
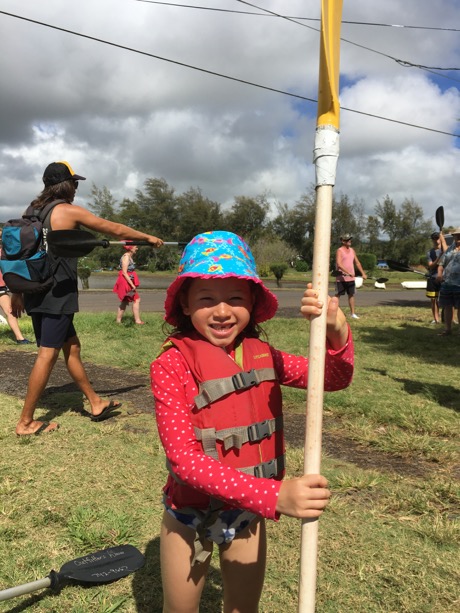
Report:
164,231,278,326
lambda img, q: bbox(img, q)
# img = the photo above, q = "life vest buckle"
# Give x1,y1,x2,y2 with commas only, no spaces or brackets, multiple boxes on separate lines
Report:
254,458,277,479
231,369,258,390
248,420,271,442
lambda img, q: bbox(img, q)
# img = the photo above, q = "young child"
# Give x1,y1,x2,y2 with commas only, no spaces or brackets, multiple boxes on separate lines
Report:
150,231,354,612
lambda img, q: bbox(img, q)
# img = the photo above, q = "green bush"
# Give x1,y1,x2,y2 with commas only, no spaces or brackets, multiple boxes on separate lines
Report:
147,246,181,272
419,254,429,266
270,262,288,287
294,259,309,272
358,253,377,272
77,264,92,289
257,265,270,278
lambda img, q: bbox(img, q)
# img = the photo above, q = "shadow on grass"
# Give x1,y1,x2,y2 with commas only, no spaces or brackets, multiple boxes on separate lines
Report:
33,382,147,422
358,322,460,369
132,537,224,612
1,593,49,612
366,367,460,413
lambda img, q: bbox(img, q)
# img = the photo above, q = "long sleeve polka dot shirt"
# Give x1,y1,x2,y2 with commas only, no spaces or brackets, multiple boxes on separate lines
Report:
151,327,354,521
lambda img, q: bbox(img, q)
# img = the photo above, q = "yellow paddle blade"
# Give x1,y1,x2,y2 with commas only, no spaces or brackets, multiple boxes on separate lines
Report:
317,0,343,129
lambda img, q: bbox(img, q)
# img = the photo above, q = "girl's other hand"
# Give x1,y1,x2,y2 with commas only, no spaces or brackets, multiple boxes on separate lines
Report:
300,283,348,350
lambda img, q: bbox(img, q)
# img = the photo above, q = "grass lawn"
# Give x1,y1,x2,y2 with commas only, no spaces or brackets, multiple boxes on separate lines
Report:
0,306,458,612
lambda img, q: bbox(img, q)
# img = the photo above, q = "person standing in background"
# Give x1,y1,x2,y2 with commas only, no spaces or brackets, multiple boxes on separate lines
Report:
426,231,445,325
113,245,145,324
335,233,367,320
437,227,460,336
0,228,32,344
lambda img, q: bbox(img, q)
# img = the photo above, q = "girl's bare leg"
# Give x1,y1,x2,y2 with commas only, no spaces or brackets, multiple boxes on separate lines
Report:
132,298,144,324
116,300,128,323
219,517,266,613
0,294,27,341
160,510,212,613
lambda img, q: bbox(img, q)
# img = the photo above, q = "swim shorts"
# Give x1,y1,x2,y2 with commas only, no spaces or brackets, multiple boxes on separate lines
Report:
426,276,441,298
335,280,356,297
439,285,460,309
31,313,77,348
165,504,257,546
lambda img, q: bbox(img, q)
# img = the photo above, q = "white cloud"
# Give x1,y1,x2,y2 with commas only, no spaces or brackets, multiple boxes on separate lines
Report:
0,0,459,230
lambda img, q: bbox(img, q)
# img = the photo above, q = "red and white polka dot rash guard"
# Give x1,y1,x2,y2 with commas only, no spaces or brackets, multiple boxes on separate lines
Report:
151,327,354,521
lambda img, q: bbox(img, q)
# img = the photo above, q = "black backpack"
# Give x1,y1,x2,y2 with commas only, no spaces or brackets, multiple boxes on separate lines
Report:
0,200,65,294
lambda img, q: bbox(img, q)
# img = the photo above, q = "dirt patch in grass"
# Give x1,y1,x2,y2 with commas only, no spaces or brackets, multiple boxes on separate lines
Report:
1,349,444,480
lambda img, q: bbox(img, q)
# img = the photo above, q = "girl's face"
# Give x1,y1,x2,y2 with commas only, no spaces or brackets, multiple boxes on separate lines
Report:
180,277,254,350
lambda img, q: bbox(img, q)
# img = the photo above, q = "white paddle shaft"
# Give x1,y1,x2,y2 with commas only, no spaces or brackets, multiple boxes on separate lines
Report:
0,577,51,601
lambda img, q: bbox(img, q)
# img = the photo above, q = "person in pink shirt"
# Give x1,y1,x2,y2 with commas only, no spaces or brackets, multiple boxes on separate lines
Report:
335,233,367,319
151,230,354,612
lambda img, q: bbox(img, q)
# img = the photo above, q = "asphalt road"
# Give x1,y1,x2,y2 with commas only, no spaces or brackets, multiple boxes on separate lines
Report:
79,275,429,314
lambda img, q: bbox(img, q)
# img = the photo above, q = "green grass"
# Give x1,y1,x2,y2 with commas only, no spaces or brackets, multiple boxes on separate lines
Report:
0,306,459,612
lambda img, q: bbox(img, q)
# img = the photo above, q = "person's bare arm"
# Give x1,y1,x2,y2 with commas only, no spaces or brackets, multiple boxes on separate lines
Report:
439,232,448,253
50,205,163,246
437,264,444,282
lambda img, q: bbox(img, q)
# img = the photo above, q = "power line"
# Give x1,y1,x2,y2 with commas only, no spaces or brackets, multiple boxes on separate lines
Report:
135,1,460,32
138,0,460,84
235,0,460,73
138,0,460,85
1,10,459,138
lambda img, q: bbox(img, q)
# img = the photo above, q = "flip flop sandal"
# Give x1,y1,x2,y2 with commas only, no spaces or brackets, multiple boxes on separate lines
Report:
90,401,123,422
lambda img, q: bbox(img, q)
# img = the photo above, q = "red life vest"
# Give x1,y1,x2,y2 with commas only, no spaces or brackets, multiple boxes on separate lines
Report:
163,333,285,509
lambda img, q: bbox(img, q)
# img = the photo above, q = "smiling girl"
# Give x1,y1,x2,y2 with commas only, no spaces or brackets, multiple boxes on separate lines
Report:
150,230,354,612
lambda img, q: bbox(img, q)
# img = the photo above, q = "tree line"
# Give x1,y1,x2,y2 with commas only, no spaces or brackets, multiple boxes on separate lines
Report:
87,178,443,272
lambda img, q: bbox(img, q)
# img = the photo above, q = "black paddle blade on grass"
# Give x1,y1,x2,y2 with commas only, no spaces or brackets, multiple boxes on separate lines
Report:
53,544,145,586
363,276,389,283
0,544,145,602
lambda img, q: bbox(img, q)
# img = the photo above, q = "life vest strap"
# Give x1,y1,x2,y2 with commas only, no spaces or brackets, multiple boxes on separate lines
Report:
195,415,283,455
195,367,277,409
239,454,285,479
165,453,285,482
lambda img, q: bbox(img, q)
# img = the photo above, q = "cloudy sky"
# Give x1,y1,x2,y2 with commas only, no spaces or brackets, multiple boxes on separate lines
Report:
1,0,459,231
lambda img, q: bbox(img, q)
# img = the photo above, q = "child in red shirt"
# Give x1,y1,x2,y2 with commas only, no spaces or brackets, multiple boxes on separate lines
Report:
151,231,354,612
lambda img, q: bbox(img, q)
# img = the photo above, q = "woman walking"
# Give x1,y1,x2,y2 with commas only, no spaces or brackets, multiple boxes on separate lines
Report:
113,245,145,324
